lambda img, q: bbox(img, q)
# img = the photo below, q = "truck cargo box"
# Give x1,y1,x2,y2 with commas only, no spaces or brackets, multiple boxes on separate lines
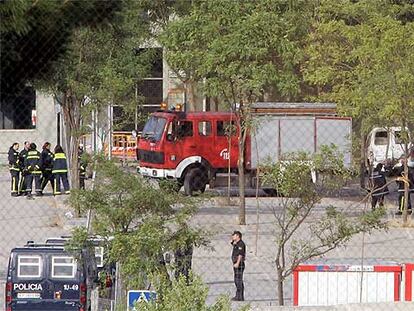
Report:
293,259,402,306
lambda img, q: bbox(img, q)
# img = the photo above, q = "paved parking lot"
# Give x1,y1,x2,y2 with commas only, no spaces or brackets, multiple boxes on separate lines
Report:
0,169,67,307
1,167,413,309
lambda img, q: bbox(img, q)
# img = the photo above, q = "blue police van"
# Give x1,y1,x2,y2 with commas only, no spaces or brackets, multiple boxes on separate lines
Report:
45,235,107,271
5,241,97,311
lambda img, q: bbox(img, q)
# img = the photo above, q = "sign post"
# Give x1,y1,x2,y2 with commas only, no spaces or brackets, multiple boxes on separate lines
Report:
127,290,156,310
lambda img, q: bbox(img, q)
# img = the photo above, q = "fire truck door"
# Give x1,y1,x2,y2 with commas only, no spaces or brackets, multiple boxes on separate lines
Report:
214,120,238,168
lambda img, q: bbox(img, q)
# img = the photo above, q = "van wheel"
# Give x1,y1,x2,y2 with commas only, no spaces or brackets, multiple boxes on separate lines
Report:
184,168,208,196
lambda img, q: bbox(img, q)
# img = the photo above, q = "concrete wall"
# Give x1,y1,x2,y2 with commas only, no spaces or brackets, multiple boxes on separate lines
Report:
163,56,205,112
0,92,57,164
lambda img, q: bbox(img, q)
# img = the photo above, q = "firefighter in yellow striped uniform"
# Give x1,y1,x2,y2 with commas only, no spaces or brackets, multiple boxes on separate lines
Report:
52,145,70,195
18,141,30,195
8,143,20,196
24,143,42,197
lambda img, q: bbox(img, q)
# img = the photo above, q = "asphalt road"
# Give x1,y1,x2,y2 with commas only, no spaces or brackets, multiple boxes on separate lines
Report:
190,195,414,308
0,168,67,308
1,166,413,309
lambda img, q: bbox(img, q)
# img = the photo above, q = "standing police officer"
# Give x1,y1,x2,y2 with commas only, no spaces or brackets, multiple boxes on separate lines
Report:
40,142,54,192
230,231,246,301
24,143,42,197
8,143,20,196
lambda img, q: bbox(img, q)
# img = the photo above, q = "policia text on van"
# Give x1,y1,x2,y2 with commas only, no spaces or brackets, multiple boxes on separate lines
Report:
5,242,97,311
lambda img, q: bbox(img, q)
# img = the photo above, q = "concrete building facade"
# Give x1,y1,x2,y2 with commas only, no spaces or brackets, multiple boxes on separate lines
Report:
0,91,58,164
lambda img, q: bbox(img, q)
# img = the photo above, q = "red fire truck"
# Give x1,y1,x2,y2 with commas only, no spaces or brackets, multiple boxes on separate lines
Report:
136,103,352,195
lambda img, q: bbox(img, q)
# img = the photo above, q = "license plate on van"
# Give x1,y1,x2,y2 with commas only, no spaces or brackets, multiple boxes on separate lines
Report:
17,292,41,299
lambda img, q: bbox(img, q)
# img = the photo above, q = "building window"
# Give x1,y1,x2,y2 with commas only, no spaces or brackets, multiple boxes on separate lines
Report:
113,106,135,132
136,48,163,131
17,255,42,278
0,86,36,129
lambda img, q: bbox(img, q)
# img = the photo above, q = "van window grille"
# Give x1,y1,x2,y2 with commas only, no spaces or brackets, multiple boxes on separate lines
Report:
17,255,42,278
51,256,76,278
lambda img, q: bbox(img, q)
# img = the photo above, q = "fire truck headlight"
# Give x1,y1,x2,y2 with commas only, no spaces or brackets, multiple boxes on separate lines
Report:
170,155,176,161
152,170,157,177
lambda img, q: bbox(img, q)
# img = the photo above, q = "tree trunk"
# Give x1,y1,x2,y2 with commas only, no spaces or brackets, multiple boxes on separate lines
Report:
277,268,284,306
360,131,367,188
61,91,80,194
238,122,246,225
185,81,197,111
403,142,409,225
238,150,246,225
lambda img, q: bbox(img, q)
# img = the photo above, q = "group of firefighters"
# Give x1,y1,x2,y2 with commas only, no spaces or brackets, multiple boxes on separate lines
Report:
369,148,414,214
7,141,87,197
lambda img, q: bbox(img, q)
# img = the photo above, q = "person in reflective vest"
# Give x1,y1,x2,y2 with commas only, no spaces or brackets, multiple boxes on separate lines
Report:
53,145,70,195
408,148,414,208
369,163,389,210
18,141,30,195
24,143,42,197
392,156,412,215
40,142,54,192
8,142,20,196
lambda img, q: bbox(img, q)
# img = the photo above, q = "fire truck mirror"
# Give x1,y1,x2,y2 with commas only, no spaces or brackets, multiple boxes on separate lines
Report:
166,133,174,142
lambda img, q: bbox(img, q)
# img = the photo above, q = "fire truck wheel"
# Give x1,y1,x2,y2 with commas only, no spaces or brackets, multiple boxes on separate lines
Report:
184,167,207,196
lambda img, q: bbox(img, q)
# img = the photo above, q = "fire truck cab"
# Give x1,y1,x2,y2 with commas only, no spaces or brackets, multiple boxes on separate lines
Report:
137,110,239,195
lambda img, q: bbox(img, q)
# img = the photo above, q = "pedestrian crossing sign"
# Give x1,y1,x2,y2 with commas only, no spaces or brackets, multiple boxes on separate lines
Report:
128,290,156,310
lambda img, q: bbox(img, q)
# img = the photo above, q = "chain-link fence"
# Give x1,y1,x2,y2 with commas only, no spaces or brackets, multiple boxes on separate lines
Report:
1,1,414,311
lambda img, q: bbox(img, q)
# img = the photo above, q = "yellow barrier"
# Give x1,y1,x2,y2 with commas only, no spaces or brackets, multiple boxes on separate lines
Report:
106,132,137,159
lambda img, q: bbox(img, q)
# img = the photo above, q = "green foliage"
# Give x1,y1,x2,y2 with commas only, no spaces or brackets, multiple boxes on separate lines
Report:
260,147,386,300
70,157,185,233
69,157,208,288
138,275,249,311
160,0,314,104
305,0,414,135
48,0,154,113
0,0,122,94
262,145,352,197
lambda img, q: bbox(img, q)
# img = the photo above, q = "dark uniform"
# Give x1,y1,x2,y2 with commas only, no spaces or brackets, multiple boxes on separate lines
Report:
393,164,412,214
369,165,389,210
8,147,20,196
79,149,87,190
409,163,414,208
24,150,42,195
174,244,193,282
231,239,246,301
53,152,70,195
18,148,29,195
40,148,54,191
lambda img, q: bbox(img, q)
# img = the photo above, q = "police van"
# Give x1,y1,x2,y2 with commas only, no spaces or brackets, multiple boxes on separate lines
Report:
5,242,97,311
45,236,106,270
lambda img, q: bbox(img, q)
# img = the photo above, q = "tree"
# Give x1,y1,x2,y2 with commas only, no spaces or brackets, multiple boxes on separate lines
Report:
69,158,207,291
304,0,414,223
160,0,313,224
261,148,386,305
138,275,249,311
44,0,156,189
0,0,122,95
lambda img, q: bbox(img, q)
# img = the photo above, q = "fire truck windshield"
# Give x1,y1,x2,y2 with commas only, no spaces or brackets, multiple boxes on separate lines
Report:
142,116,167,141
